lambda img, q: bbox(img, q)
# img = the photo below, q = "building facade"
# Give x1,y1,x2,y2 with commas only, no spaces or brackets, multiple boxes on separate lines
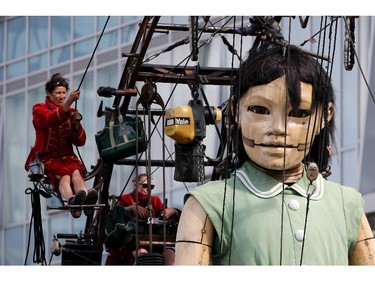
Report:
0,16,374,265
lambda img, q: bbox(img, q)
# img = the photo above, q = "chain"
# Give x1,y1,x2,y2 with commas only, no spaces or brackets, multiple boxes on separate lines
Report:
197,142,205,185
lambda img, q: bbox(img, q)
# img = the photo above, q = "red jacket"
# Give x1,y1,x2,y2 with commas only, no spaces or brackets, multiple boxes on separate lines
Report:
25,97,86,171
118,190,164,218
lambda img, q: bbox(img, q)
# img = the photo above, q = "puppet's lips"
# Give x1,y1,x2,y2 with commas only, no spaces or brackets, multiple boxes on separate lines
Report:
258,143,296,148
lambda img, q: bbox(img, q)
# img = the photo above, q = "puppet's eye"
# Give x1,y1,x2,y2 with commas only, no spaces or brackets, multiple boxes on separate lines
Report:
289,109,311,118
248,106,269,115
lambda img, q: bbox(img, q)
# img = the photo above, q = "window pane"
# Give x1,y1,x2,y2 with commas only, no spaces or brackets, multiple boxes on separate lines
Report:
97,64,118,95
98,16,118,30
342,71,358,148
51,16,70,46
7,17,26,60
27,88,44,151
4,226,24,265
343,149,357,188
0,100,3,228
0,67,3,82
6,60,25,80
29,16,48,54
73,38,95,58
97,65,118,142
5,93,26,225
0,20,4,62
121,25,137,44
74,16,94,39
28,53,48,72
98,30,118,51
51,46,70,65
121,16,138,24
72,71,96,173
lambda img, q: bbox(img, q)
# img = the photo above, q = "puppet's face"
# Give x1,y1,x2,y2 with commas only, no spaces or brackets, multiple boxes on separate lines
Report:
239,76,330,170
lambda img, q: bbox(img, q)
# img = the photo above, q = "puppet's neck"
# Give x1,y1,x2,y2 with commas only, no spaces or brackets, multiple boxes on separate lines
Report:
250,161,304,185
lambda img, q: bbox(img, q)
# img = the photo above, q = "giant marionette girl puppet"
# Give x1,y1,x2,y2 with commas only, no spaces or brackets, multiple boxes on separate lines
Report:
175,44,375,265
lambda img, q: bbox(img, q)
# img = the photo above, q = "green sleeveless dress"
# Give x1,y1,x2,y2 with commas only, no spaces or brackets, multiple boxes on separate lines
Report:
187,161,364,265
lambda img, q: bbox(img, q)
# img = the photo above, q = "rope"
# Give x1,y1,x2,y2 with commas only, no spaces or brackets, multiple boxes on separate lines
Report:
73,16,111,173
75,16,110,105
24,184,47,265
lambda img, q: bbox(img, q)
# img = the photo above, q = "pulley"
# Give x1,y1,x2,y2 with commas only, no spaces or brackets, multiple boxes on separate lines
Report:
164,99,222,144
51,237,62,256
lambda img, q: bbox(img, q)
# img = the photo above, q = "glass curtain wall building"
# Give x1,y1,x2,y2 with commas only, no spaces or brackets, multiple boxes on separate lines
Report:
0,16,374,265
0,16,142,265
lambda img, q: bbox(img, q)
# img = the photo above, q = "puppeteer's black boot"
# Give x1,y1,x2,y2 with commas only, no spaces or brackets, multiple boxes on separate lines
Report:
68,190,86,218
84,189,98,216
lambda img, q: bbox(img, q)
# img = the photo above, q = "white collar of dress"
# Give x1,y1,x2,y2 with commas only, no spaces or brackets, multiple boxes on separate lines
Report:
235,162,324,200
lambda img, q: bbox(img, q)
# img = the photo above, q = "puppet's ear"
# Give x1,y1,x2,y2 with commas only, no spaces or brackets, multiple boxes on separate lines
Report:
322,102,334,129
326,102,334,124
316,102,334,135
